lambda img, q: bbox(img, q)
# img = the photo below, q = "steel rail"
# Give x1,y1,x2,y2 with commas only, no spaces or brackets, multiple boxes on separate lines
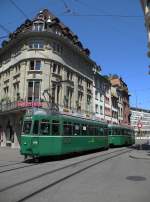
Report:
17,148,132,202
0,148,131,195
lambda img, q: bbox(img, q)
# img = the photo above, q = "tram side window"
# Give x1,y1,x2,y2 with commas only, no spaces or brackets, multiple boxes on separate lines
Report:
118,129,121,136
40,121,50,135
95,126,99,136
112,129,115,136
33,120,39,135
73,124,80,136
104,128,108,136
52,120,60,136
98,127,104,136
63,122,72,136
115,129,118,135
108,129,112,136
88,125,94,136
23,121,32,134
122,129,125,136
82,125,87,136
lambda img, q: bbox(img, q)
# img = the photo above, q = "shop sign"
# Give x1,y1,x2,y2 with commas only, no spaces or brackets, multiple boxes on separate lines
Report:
17,101,42,108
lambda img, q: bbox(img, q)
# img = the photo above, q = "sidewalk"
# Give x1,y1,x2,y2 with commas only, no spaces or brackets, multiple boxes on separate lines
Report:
0,146,24,162
129,144,150,160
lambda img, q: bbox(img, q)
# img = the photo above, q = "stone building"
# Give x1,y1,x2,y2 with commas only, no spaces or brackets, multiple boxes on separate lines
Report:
93,73,112,123
0,9,98,148
109,75,130,125
111,86,119,124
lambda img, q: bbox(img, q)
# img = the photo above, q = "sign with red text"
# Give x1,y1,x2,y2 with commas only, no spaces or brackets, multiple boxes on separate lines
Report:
17,101,42,108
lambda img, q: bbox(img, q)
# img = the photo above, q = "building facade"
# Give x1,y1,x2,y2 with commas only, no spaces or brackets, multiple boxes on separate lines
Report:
0,9,131,148
93,73,111,122
109,75,130,125
0,9,98,148
130,107,150,138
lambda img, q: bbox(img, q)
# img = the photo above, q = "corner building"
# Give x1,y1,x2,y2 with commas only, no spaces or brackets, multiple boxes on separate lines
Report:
0,9,97,148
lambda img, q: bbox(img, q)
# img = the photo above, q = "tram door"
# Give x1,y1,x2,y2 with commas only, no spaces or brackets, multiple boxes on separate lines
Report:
31,120,39,154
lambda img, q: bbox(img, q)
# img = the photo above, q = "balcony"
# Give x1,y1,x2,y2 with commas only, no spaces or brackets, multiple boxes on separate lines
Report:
0,101,49,114
78,84,84,92
87,88,92,95
66,80,74,88
52,72,62,80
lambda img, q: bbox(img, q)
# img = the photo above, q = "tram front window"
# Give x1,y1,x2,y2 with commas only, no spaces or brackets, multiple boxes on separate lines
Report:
40,121,50,135
23,121,32,134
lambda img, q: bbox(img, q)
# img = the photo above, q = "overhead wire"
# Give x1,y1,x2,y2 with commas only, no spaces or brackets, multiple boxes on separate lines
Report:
0,24,11,34
71,0,143,18
0,36,8,39
9,0,28,19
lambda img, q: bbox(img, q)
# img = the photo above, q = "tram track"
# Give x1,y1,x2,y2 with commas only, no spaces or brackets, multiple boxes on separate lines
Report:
0,162,37,174
0,148,132,202
0,161,27,168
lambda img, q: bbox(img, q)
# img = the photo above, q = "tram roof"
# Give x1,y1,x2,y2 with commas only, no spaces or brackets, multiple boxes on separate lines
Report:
24,111,107,125
108,124,133,130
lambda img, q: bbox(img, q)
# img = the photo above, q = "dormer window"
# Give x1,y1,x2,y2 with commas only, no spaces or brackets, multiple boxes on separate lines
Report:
33,22,44,32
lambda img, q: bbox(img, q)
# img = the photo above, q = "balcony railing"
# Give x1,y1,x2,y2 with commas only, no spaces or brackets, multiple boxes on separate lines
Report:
0,100,94,119
0,101,49,113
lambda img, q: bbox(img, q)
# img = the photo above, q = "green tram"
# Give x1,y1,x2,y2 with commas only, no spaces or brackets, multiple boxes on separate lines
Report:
108,124,135,147
20,110,109,158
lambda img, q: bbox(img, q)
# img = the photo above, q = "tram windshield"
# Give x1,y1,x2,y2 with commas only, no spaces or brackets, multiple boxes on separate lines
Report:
22,121,32,134
40,121,50,135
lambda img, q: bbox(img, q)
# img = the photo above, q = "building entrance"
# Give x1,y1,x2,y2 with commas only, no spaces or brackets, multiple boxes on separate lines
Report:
6,121,14,146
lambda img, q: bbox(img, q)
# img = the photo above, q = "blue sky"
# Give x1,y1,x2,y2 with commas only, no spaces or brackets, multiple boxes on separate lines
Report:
0,0,149,109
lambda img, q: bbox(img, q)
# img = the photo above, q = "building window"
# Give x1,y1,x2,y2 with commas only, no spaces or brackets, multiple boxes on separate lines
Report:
28,80,40,102
32,23,44,32
52,63,57,73
100,106,103,115
52,63,61,75
78,77,82,85
30,60,41,71
95,91,98,100
100,93,103,101
95,104,98,113
87,95,91,105
4,86,9,95
29,40,44,49
87,82,91,89
65,87,73,108
67,70,73,81
52,42,63,54
13,82,20,100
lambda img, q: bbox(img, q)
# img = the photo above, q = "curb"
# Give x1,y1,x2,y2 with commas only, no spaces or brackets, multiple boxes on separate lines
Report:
129,153,150,160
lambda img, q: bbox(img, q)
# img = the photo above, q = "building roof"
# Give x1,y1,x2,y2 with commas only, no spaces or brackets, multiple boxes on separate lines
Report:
131,107,150,113
0,9,91,58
